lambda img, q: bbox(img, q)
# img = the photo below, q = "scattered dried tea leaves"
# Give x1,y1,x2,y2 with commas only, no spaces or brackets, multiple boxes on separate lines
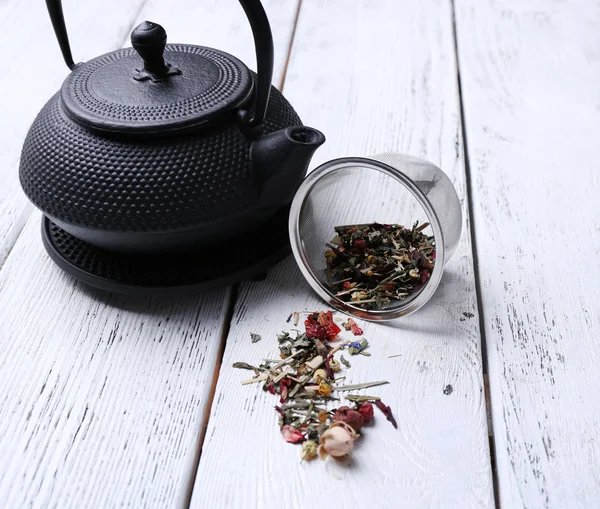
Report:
250,332,262,343
325,222,435,310
234,311,395,463
232,361,262,375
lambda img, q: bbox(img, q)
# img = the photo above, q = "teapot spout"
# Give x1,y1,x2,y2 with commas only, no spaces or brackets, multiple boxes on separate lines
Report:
251,126,325,209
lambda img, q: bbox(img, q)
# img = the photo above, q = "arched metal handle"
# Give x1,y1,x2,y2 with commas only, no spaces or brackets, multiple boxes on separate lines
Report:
237,0,274,128
45,0,275,128
46,0,76,70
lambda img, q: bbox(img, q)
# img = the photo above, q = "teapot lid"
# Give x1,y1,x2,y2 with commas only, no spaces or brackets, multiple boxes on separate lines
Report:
60,21,253,136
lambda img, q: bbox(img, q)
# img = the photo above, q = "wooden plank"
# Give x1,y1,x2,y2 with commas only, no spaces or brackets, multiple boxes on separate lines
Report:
191,1,494,508
454,1,600,507
0,214,232,508
135,0,299,88
0,0,148,265
0,1,300,507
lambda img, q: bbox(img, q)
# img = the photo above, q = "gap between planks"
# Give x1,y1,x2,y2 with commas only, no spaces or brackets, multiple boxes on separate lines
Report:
278,0,303,91
450,0,500,506
0,1,304,506
178,286,237,509
181,1,305,506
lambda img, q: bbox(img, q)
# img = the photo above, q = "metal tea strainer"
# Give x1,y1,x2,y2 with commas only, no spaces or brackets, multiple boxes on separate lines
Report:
289,153,462,320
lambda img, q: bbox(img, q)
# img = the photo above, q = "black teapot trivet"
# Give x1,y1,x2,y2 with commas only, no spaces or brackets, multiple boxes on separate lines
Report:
41,205,290,295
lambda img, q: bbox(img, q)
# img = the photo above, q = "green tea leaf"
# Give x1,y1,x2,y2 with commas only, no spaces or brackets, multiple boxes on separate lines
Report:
334,380,389,391
345,394,381,402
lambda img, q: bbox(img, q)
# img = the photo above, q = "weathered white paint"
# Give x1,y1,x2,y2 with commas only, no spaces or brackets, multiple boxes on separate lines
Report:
191,1,493,508
133,0,299,88
455,1,600,507
0,1,300,507
0,212,232,508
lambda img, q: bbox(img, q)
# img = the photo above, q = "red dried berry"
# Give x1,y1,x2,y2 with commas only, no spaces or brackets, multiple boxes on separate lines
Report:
358,402,374,422
332,406,365,432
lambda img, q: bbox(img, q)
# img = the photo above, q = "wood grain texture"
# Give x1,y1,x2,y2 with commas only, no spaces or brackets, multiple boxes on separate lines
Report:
0,213,231,508
455,1,600,507
132,0,299,89
0,0,147,266
0,1,300,507
191,1,493,508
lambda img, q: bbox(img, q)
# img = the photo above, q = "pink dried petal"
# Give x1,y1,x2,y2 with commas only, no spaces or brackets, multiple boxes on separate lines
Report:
281,425,305,443
347,318,363,336
279,382,288,403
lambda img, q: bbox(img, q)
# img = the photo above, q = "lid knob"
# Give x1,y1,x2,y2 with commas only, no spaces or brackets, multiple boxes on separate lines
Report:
131,21,180,82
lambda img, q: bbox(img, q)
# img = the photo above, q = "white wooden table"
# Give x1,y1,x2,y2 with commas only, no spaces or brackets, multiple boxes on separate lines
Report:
1,1,598,508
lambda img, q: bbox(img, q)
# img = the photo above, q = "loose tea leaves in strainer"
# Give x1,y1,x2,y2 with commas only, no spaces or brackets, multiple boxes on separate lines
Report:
325,222,435,310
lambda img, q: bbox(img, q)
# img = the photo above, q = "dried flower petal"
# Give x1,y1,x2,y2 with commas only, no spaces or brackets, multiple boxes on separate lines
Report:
347,318,363,336
266,381,276,395
375,400,398,429
358,402,374,422
317,410,329,424
347,338,369,356
281,425,305,443
279,382,289,403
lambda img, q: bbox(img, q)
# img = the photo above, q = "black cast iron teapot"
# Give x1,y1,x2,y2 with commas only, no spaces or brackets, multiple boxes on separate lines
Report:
20,0,325,253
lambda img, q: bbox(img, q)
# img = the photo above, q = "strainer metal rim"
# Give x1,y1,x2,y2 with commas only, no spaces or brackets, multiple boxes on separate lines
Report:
289,156,446,321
